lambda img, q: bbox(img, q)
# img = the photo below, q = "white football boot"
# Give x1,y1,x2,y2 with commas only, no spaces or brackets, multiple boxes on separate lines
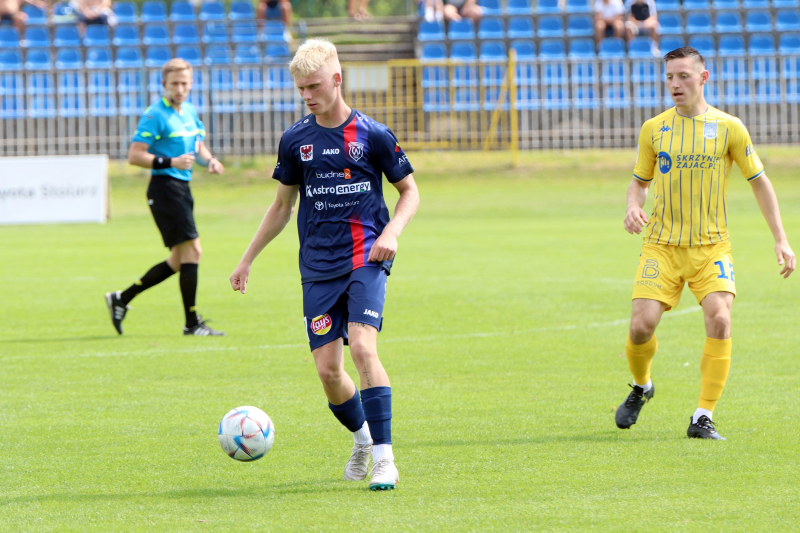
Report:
344,442,372,481
369,459,399,491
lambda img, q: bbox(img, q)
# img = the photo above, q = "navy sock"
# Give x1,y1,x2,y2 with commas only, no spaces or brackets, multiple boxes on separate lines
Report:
120,261,175,305
180,263,199,328
361,386,392,445
328,389,366,432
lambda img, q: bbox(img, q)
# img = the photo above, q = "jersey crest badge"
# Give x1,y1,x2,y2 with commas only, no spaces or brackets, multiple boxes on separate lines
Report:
348,141,365,162
300,144,313,161
703,123,717,140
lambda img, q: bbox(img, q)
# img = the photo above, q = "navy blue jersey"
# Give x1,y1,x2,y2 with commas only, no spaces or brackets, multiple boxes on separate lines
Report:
272,109,414,283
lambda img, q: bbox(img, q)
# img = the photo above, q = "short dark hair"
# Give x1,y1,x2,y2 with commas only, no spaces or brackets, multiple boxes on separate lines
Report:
663,46,705,67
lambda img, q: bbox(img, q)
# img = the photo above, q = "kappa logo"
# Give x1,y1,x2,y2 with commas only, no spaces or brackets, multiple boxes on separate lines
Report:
322,148,340,155
659,125,671,133
363,309,379,319
300,144,313,161
310,314,332,335
348,141,365,162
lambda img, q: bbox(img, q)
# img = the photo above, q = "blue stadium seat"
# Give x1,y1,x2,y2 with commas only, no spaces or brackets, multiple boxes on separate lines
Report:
515,84,540,110
141,1,167,22
115,46,143,68
21,26,50,48
113,25,140,46
719,35,745,56
173,23,199,44
631,59,660,82
24,47,52,70
684,0,709,9
775,0,799,7
57,63,84,96
689,35,716,57
203,22,229,44
749,33,775,55
84,25,110,47
483,85,509,111
0,27,20,48
598,37,625,58
0,93,25,118
422,88,450,112
55,48,82,69
145,46,171,67
418,20,446,41
28,94,56,118
87,62,113,94
635,84,661,107
52,1,72,20
712,0,739,8
205,44,232,65
265,42,291,62
507,17,534,38
722,57,747,80
703,82,720,105
114,1,138,24
478,18,505,39
448,19,475,40
566,15,593,37
742,0,769,8
536,0,560,14
510,40,536,60
539,39,566,58
565,0,591,13
604,85,630,108
266,65,293,88
21,4,47,25
54,25,80,47
776,10,800,32
170,1,196,21
779,32,800,54
543,87,569,109
479,40,507,61
143,24,170,46
451,41,477,61
723,82,749,104
538,16,564,38
686,12,712,34
119,92,143,116
751,54,778,80
85,47,113,69
657,0,680,11
478,0,502,15
601,61,627,83
715,11,742,33
89,93,116,117
232,22,258,43
660,36,685,53
421,42,447,62
262,21,288,42
506,0,532,14
230,0,256,20
629,37,656,58
745,11,772,32
59,91,87,118
787,80,800,103
573,86,599,109
450,42,477,89
0,49,22,71
235,44,262,64
200,1,226,21
568,38,595,58
755,81,780,104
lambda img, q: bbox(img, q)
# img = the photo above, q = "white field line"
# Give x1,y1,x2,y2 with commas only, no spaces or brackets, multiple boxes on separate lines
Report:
5,306,702,360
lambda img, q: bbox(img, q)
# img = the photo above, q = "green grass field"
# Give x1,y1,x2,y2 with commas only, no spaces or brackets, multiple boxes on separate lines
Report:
1,148,799,532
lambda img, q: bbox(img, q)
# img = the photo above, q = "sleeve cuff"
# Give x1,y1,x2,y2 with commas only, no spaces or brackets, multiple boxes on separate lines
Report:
633,173,653,182
746,169,765,181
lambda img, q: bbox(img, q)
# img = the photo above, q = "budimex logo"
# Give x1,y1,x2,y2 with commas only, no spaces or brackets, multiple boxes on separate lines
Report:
658,151,672,174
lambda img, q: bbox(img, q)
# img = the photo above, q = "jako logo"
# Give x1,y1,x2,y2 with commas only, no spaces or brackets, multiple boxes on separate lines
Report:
300,144,313,161
310,314,332,335
658,151,672,174
363,309,379,318
322,148,340,155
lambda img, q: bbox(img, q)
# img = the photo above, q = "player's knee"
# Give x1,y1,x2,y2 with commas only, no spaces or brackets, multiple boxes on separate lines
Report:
629,319,656,344
707,312,731,338
316,364,345,387
349,340,378,367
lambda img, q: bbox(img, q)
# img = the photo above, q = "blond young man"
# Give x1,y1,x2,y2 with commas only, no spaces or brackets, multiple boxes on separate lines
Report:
230,39,419,490
105,59,226,337
616,47,796,439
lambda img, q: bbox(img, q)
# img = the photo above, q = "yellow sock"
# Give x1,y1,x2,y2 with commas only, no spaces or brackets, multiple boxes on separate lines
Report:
626,334,658,386
699,337,732,411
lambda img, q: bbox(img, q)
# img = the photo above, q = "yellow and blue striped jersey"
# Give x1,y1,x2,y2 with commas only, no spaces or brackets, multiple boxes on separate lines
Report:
633,106,764,247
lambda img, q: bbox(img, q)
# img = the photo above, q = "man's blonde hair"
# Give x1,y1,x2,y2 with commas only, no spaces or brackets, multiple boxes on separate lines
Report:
162,58,192,83
289,38,340,78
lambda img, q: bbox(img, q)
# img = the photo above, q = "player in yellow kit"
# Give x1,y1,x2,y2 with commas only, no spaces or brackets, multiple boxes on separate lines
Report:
614,47,796,439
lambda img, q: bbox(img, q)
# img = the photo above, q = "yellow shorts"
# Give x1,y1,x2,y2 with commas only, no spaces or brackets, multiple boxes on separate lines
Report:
631,241,736,311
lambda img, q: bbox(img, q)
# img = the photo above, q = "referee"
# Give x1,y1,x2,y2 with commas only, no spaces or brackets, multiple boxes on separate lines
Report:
105,58,225,336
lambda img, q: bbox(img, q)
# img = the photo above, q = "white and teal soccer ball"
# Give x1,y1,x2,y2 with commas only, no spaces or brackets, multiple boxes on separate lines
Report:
218,406,275,462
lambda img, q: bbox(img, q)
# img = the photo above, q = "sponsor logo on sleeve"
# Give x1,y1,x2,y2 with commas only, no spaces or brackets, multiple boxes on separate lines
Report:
658,151,672,174
398,155,409,166
310,314,332,335
745,144,754,157
300,144,313,161
363,309,379,319
348,141,365,162
395,142,401,153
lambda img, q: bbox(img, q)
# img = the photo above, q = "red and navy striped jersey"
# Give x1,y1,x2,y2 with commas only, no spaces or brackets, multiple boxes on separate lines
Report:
272,109,414,283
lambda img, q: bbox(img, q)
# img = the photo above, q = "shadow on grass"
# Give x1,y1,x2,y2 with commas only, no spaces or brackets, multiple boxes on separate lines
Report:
410,432,666,447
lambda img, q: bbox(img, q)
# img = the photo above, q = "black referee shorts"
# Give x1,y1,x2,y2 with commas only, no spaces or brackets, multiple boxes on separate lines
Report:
147,175,199,249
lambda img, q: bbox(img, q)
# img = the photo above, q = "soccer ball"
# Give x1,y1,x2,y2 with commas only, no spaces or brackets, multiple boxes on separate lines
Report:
218,406,275,461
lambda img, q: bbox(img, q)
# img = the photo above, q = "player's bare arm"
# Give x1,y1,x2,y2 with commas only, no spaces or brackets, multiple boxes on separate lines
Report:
128,142,195,171
624,177,650,234
367,175,420,262
230,182,300,294
196,141,224,175
750,174,796,278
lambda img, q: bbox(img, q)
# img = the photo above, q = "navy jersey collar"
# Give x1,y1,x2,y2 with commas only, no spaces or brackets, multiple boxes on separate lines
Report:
311,108,356,131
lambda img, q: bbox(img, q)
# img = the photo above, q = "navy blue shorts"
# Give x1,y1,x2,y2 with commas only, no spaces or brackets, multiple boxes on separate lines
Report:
303,266,387,351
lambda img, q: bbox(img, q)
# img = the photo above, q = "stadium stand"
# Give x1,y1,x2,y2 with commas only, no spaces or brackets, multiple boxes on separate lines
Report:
170,1,196,22
114,1,139,23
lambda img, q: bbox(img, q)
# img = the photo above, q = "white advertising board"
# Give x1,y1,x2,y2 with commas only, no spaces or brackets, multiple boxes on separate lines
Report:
0,155,109,225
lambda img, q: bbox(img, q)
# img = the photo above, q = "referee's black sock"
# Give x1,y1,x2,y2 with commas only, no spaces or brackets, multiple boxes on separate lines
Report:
180,263,199,328
120,261,176,305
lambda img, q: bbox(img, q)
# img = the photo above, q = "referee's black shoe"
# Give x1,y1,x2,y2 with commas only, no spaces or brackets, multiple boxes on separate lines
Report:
183,316,225,336
687,415,726,440
105,291,130,335
615,383,654,429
